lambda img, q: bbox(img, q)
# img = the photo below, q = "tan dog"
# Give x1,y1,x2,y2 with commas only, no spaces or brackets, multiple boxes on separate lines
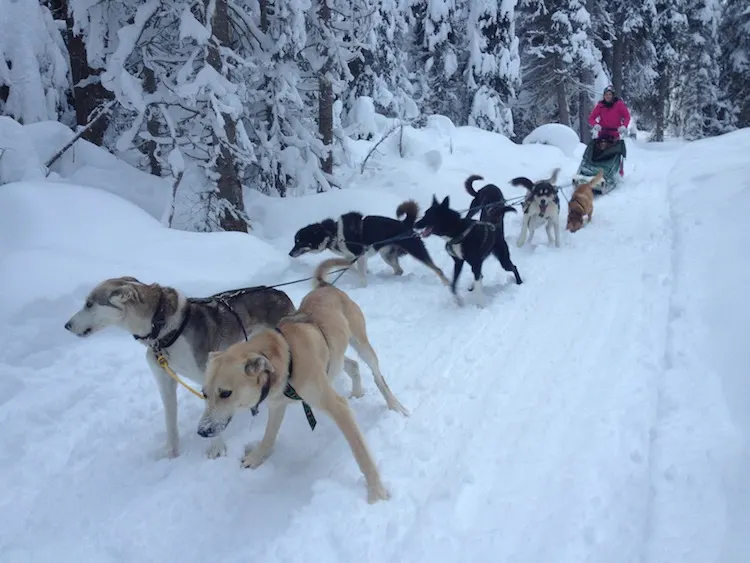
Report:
567,169,604,232
197,257,409,504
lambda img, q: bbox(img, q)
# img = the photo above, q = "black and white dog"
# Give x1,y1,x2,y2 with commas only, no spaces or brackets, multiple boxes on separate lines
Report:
464,174,510,224
510,168,562,248
414,195,522,307
289,200,449,287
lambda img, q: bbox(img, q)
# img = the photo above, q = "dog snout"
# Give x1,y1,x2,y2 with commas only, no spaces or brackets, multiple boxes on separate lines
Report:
64,320,72,331
197,425,216,438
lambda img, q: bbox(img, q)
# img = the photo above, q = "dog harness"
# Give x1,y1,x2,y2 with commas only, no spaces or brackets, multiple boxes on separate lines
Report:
248,325,317,431
445,222,496,259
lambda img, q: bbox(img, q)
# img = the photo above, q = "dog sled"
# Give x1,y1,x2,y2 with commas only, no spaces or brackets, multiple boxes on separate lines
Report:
572,130,626,195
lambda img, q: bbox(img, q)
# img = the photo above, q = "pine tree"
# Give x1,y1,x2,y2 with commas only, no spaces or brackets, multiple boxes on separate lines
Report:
516,0,601,138
673,0,729,139
651,0,688,140
719,0,750,128
410,0,469,124
466,0,520,137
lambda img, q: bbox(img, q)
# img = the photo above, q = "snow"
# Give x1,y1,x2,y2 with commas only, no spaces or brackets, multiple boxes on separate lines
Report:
1,119,170,220
522,123,584,157
1,120,749,563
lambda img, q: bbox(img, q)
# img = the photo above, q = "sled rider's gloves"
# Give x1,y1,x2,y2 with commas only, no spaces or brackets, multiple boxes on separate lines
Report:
592,124,601,136
618,126,627,136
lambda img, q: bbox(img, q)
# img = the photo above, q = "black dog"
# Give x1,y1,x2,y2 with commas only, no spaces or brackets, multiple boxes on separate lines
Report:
414,195,522,306
289,200,449,287
464,174,509,224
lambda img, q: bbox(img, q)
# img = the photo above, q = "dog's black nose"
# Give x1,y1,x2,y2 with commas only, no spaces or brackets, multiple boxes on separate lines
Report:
64,321,72,331
197,426,214,438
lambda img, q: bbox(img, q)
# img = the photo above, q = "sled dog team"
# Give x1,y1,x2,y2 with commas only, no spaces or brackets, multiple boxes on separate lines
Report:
65,168,604,504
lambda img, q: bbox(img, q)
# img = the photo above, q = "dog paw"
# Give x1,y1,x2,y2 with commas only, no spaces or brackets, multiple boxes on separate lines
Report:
350,388,365,399
206,441,227,460
241,445,269,469
367,481,391,504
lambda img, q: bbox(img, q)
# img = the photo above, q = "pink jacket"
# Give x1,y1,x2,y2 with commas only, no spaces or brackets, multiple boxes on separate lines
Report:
588,99,631,137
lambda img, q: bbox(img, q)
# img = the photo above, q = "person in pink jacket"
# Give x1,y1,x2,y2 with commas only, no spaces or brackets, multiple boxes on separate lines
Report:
588,85,631,140
588,85,631,176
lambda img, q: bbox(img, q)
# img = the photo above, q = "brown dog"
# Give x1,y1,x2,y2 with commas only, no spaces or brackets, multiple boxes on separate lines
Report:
197,257,409,504
567,169,604,232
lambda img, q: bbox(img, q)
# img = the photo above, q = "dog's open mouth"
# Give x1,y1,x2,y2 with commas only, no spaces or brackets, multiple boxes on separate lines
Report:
81,328,92,336
420,227,433,238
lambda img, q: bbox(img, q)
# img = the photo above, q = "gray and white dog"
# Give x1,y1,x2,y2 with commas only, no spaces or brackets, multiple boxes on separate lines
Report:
511,167,562,248
64,276,295,459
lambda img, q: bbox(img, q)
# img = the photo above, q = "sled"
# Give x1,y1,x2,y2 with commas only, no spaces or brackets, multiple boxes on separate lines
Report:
572,134,627,195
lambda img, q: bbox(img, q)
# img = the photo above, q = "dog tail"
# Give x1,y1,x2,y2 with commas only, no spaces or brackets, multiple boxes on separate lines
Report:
313,258,354,288
396,199,419,228
464,174,483,197
509,176,534,190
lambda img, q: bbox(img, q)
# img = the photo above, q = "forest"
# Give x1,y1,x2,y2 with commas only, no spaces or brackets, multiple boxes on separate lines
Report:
1,0,748,231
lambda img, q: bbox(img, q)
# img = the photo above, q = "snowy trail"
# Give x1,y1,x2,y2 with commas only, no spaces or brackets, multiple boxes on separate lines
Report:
248,145,677,562
5,134,744,562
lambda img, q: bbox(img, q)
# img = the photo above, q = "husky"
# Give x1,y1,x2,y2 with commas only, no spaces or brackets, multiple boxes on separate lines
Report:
511,168,562,248
288,200,449,287
464,174,510,224
197,258,409,504
413,195,522,307
64,277,295,459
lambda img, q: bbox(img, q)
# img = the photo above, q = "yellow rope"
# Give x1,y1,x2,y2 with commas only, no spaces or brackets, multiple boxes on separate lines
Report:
156,354,205,400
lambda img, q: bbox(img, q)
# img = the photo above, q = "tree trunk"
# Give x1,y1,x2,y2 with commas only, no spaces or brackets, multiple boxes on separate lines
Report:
206,0,248,233
654,62,669,142
611,35,625,96
317,0,334,183
554,56,570,126
142,67,162,177
46,0,113,146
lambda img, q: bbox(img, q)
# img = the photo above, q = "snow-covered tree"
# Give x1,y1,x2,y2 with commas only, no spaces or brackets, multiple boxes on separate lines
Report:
0,0,71,125
673,0,729,139
410,0,469,124
466,0,520,137
719,0,750,128
652,0,688,140
516,0,601,138
344,0,418,123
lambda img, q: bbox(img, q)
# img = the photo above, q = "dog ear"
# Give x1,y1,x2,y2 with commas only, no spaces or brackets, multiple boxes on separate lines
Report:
431,194,439,206
244,353,273,376
509,177,534,190
208,350,223,363
111,285,140,304
441,196,450,208
547,167,560,185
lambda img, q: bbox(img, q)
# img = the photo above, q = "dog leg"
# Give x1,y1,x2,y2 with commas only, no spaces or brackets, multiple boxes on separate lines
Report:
147,353,182,459
549,218,561,247
344,356,364,399
492,244,523,285
472,277,486,308
348,336,409,416
450,257,465,306
242,402,288,469
380,248,404,276
319,390,391,504
517,218,529,247
356,256,368,287
407,240,450,285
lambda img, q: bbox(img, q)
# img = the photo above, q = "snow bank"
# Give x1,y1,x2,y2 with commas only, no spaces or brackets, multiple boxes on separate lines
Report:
0,116,47,183
24,121,171,220
0,181,289,320
522,123,583,157
649,128,750,563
